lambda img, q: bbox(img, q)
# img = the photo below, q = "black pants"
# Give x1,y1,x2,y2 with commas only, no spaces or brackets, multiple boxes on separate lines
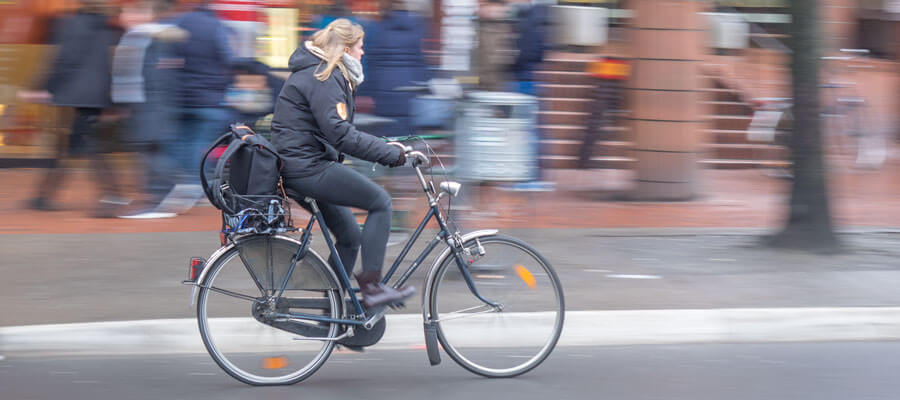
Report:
579,79,623,169
283,162,392,277
35,107,121,201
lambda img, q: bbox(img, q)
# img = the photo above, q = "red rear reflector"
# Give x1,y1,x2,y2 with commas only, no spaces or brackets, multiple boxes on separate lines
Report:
189,257,205,281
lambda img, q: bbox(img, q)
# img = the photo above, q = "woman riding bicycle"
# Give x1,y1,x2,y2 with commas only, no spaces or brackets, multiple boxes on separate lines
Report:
270,19,414,309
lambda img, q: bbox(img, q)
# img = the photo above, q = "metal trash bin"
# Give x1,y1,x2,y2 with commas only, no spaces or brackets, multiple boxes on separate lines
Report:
454,91,538,181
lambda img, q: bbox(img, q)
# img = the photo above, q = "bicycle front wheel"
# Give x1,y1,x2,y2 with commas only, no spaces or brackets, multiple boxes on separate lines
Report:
197,235,342,386
428,235,565,377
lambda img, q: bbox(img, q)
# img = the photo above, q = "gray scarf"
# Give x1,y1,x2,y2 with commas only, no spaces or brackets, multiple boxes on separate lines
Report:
341,53,365,88
304,41,364,90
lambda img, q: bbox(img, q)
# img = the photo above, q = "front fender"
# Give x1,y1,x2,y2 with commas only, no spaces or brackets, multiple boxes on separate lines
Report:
421,229,498,322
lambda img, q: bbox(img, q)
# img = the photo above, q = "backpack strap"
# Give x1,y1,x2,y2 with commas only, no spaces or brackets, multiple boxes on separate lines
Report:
200,131,233,204
211,136,251,214
229,123,281,162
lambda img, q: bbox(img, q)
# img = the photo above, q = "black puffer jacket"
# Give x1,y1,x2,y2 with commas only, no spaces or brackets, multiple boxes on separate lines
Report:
271,45,403,178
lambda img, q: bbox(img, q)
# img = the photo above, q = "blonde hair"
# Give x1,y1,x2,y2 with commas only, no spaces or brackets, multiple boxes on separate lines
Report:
310,19,365,82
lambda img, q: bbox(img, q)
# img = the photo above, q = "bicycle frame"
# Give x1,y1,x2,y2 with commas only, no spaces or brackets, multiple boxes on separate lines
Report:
266,164,499,328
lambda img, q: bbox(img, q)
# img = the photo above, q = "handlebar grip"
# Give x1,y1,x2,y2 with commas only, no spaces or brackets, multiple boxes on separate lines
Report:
409,151,430,168
386,141,412,153
386,141,429,167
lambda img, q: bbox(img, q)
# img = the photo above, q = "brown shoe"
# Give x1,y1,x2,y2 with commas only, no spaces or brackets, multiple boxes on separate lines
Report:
355,270,416,309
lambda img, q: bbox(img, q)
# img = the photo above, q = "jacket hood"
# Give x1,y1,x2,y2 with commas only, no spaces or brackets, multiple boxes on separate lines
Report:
288,45,323,73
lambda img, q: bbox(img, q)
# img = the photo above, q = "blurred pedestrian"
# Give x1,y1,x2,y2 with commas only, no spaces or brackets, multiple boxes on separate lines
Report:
507,0,554,191
507,0,550,96
313,0,352,30
224,59,282,130
579,57,627,169
359,0,431,136
25,0,129,217
210,0,264,59
112,0,187,218
475,0,513,92
164,0,234,214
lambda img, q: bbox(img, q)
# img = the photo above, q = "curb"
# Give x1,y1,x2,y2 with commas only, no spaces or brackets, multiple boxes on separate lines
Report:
515,227,900,237
3,307,900,357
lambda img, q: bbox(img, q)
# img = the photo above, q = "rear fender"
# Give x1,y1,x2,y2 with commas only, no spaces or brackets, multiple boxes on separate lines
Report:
188,235,336,307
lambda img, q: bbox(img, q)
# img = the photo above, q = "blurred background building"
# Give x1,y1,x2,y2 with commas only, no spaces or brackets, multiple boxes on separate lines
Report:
0,0,897,200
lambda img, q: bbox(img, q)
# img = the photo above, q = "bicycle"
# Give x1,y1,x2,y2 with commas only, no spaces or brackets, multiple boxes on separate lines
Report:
183,138,565,385
747,48,886,176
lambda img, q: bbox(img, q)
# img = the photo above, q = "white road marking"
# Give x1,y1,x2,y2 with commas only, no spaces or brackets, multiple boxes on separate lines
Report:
6,308,900,355
473,281,507,286
606,274,662,280
473,274,505,279
709,258,737,262
584,269,611,273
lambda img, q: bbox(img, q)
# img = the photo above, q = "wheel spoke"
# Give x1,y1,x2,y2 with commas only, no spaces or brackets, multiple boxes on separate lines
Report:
237,249,268,297
207,286,263,303
434,304,497,323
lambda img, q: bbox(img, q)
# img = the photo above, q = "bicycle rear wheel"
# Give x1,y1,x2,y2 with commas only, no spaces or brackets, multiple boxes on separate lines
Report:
428,234,565,377
197,235,342,385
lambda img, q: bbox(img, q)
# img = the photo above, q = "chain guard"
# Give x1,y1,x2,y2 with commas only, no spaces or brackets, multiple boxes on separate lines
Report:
251,297,330,338
337,316,386,348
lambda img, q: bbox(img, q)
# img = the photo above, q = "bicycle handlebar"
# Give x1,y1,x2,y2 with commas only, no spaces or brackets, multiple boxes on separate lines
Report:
387,141,430,168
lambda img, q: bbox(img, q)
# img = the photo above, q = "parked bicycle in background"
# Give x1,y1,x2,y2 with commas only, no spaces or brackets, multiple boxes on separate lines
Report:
748,48,887,178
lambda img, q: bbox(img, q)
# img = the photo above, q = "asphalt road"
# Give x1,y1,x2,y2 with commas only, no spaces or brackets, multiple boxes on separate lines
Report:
3,230,900,327
3,342,900,400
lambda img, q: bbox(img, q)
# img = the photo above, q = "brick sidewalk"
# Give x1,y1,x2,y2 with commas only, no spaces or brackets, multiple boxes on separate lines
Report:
1,163,898,234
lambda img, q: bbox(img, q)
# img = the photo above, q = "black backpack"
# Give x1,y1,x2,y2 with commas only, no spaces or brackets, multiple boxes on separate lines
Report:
201,124,286,233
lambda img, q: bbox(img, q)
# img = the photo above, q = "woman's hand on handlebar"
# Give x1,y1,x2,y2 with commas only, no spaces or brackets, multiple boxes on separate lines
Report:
388,150,406,168
386,141,430,168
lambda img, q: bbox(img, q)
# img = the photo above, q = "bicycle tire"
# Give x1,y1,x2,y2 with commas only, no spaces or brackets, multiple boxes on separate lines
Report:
427,234,565,378
197,235,342,385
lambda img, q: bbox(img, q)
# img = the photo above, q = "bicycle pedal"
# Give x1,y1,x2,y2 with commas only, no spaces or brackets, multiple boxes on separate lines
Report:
364,305,387,318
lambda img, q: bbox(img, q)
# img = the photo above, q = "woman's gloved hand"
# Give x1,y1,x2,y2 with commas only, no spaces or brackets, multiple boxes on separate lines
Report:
388,150,407,168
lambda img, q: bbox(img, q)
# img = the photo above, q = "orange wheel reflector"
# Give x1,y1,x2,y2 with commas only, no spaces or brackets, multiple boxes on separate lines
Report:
263,356,289,370
514,264,537,290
